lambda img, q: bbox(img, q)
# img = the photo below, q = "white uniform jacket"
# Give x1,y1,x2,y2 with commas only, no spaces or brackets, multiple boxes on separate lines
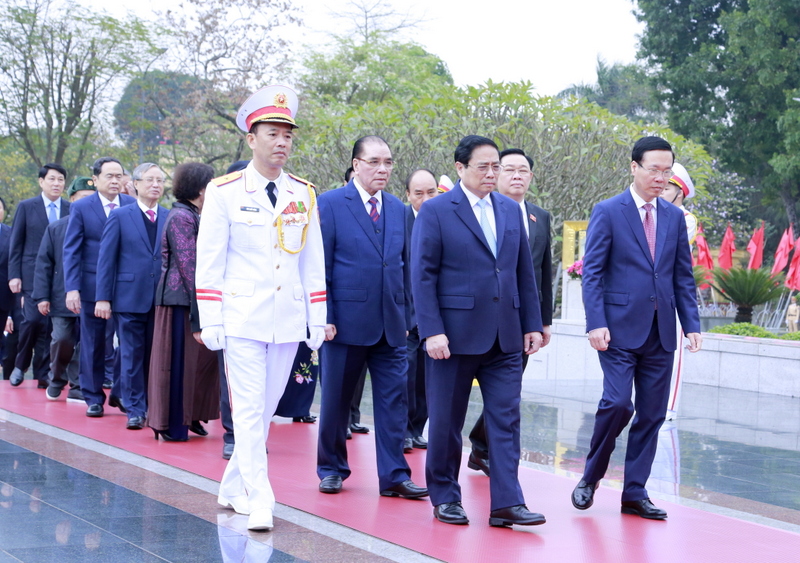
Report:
195,164,326,342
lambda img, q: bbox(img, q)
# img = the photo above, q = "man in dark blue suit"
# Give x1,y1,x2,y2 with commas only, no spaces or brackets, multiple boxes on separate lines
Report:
64,157,136,417
411,136,545,528
0,197,17,380
571,136,702,520
95,162,167,430
8,163,70,387
316,135,426,499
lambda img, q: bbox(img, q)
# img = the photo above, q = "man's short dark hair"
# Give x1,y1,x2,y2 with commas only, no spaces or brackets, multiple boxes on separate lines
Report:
173,163,215,203
405,169,436,191
344,166,354,184
631,136,674,164
39,163,67,179
499,148,533,169
454,136,498,165
91,157,123,177
351,135,389,161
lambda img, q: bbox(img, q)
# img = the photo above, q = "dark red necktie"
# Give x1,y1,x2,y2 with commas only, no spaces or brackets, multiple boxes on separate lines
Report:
368,197,379,223
643,203,655,261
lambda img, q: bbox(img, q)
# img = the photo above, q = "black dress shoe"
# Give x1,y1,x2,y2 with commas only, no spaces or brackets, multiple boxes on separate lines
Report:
9,368,24,387
434,502,469,525
126,416,145,430
102,380,113,389
380,480,428,499
349,422,369,434
467,451,490,477
621,498,668,520
571,479,598,510
222,443,234,460
108,395,127,414
346,427,352,440
319,475,343,494
489,504,546,527
403,437,413,453
292,415,317,423
86,404,104,418
189,421,208,436
411,436,427,449
37,380,49,389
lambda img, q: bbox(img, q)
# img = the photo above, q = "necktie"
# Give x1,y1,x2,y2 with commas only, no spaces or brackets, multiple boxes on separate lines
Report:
146,210,155,223
47,202,57,224
368,197,379,223
643,203,656,261
266,182,277,207
108,202,117,211
477,199,496,257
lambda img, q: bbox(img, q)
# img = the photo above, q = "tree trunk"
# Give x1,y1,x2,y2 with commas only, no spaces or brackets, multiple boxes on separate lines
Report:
734,305,753,324
780,184,798,235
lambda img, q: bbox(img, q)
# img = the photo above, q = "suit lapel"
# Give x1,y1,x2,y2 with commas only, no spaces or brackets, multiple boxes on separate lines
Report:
492,192,506,256
344,184,382,255
654,198,669,268
452,183,494,257
130,205,152,250
35,198,49,227
154,206,168,256
621,193,654,267
384,198,402,259
91,193,107,224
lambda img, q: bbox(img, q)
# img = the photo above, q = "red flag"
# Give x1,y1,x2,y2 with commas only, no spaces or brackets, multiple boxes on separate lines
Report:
694,224,714,289
746,221,765,269
786,237,800,290
718,224,736,270
771,226,795,275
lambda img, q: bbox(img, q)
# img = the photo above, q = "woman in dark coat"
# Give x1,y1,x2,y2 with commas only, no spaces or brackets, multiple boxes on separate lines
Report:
148,163,219,441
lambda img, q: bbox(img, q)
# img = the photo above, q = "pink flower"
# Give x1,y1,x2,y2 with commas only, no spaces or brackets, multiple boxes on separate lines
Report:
295,374,304,384
567,259,583,279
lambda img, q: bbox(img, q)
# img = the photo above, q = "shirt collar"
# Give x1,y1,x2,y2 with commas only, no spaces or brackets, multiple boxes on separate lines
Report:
629,184,656,211
98,192,120,208
353,179,382,206
41,193,61,209
252,165,284,191
137,199,158,214
462,184,491,208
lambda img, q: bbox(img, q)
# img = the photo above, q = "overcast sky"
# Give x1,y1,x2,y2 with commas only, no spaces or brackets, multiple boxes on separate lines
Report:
89,0,643,96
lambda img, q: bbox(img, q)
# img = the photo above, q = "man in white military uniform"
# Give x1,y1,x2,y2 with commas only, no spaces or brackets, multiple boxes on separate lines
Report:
195,85,326,532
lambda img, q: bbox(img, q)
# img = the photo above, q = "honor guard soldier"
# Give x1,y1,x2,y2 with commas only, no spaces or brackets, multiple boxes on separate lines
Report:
195,85,326,532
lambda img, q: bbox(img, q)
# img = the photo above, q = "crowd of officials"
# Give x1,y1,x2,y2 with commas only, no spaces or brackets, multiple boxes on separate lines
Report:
2,83,702,533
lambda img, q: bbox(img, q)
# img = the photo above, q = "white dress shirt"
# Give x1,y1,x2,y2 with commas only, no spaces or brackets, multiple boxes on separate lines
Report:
98,193,121,218
629,185,657,230
137,198,158,219
354,179,383,217
462,186,496,238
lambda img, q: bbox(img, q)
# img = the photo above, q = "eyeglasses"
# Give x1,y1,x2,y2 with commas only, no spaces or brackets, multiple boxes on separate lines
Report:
637,163,673,178
466,163,502,174
137,177,165,184
356,158,394,170
500,166,532,176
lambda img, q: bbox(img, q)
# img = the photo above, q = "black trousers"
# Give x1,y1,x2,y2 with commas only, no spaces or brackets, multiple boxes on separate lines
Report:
14,292,51,382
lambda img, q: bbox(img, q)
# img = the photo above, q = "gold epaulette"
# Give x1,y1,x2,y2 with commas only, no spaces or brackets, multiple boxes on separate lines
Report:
211,171,243,187
288,173,317,190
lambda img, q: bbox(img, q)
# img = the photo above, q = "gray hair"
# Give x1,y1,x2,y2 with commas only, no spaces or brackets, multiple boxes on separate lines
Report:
132,162,161,181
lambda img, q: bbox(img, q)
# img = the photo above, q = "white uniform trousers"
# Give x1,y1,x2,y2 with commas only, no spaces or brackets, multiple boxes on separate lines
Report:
665,313,684,420
218,336,299,515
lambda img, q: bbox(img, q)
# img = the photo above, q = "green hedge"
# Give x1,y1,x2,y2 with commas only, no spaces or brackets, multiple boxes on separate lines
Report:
708,323,776,338
780,332,800,341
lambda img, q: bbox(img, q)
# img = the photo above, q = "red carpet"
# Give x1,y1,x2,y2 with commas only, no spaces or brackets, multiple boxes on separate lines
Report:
2,381,799,562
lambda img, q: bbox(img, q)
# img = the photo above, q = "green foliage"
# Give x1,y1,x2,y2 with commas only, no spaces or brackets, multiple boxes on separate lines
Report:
780,331,800,341
0,137,39,221
708,322,776,338
710,268,784,323
693,265,710,288
293,80,712,265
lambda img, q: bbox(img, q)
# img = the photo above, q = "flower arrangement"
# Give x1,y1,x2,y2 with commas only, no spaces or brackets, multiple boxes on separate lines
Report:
293,349,319,384
567,259,583,280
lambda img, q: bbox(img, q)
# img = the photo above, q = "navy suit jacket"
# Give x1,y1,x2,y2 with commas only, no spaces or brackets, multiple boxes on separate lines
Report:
411,183,542,355
0,224,15,311
9,195,70,292
95,202,168,313
32,217,74,317
63,192,136,302
318,181,409,347
582,188,700,351
525,200,554,326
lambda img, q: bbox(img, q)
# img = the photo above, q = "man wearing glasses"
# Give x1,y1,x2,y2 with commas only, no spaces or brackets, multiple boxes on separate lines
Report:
316,135,427,501
571,136,701,520
412,135,545,528
466,148,553,478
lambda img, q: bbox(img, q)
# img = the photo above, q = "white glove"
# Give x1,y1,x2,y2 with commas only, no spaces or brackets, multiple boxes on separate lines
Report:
305,326,325,351
201,325,226,350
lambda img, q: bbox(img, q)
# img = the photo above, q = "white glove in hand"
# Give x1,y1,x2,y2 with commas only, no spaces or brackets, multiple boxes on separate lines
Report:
201,325,226,350
305,326,325,351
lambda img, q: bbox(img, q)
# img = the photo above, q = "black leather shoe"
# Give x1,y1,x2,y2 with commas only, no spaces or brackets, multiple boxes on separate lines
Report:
319,475,343,494
346,427,352,440
467,451,490,477
380,480,428,499
189,421,208,436
102,380,113,389
621,498,667,520
403,437,413,453
572,479,598,510
222,443,234,460
411,436,427,449
292,415,317,423
37,380,48,389
434,502,469,525
349,422,369,434
489,504,546,527
86,404,104,418
126,416,145,430
108,395,127,414
9,368,24,387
